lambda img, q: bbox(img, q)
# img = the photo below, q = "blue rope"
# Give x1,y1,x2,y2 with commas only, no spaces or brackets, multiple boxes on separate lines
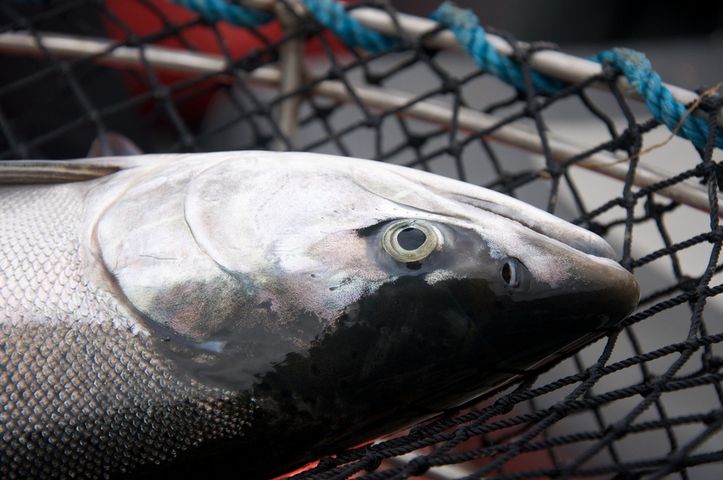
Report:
595,48,723,150
302,0,399,53
170,0,722,149
171,0,399,51
431,3,721,150
171,0,272,27
430,3,563,94
13,0,721,148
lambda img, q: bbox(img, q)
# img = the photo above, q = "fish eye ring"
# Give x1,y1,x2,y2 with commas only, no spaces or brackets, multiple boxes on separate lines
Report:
382,220,441,263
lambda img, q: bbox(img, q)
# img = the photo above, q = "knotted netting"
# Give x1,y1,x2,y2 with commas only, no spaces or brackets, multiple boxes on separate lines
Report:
1,0,722,478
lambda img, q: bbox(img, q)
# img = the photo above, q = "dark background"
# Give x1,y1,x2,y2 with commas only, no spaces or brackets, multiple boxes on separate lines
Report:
387,0,723,94
394,0,723,43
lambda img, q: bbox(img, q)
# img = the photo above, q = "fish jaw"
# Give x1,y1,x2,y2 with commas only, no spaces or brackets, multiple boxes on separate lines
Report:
463,248,640,378
196,222,639,478
204,251,638,479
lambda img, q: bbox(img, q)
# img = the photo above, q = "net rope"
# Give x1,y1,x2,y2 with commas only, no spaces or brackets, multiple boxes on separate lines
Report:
1,1,722,478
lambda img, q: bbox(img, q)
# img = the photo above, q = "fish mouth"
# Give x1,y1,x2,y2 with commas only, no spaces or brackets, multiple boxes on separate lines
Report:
449,192,617,260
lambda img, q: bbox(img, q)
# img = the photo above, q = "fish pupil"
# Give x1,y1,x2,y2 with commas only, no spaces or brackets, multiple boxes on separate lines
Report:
397,227,427,251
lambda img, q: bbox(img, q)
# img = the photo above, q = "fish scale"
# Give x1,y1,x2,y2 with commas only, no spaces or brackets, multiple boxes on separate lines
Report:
0,183,254,479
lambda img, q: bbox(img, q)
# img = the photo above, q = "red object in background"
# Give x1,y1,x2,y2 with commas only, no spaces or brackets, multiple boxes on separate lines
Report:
102,0,280,125
102,0,346,124
104,0,283,58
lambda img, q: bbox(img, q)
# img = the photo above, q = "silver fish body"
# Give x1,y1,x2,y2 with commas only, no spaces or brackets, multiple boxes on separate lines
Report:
0,151,639,478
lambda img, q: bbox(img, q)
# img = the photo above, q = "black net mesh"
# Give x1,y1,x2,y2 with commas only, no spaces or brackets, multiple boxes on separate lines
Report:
1,1,722,478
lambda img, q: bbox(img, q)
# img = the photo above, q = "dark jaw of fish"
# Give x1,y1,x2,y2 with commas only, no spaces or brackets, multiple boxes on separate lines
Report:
126,272,637,480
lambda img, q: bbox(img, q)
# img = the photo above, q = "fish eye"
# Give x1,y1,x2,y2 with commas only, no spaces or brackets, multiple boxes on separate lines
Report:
501,257,523,288
382,220,440,263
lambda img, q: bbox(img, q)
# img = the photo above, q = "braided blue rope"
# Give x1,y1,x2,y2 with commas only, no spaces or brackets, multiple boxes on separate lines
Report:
302,0,399,53
171,0,398,51
430,3,563,94
171,0,272,27
595,48,723,150
169,0,722,149
432,3,722,150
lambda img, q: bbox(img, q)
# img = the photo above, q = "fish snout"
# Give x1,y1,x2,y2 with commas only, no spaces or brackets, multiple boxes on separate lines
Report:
570,256,640,326
504,223,639,327
474,255,639,376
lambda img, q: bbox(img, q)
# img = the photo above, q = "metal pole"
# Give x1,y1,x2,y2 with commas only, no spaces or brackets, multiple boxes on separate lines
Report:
272,0,306,150
240,1,723,129
0,31,717,214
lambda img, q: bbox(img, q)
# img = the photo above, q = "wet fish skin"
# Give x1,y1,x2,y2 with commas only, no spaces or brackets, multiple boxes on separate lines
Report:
0,151,639,478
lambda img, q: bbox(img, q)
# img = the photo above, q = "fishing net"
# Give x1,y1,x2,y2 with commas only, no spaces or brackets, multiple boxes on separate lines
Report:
1,1,722,478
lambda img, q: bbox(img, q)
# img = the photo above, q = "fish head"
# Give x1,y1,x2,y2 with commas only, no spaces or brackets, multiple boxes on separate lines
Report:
228,152,639,404
92,151,638,461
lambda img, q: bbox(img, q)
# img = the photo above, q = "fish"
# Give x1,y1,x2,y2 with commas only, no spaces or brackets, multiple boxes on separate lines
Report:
0,150,639,479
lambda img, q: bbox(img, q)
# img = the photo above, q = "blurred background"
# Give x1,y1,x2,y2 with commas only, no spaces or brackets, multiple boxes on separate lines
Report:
397,0,723,88
398,0,723,43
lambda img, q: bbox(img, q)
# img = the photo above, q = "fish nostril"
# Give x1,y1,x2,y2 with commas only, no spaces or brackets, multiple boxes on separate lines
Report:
501,263,512,284
500,257,524,289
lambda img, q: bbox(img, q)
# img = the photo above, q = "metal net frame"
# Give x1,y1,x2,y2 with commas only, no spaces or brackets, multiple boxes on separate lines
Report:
1,1,722,478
